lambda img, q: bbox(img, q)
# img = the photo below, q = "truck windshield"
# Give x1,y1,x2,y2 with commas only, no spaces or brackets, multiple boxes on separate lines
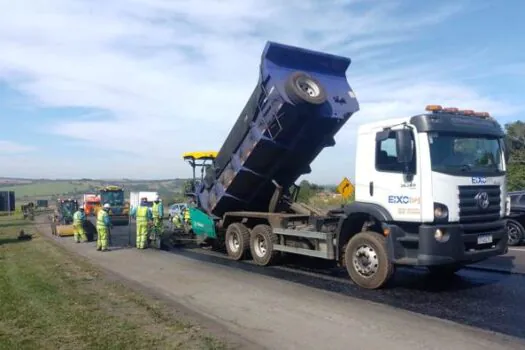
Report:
428,132,504,175
101,191,124,206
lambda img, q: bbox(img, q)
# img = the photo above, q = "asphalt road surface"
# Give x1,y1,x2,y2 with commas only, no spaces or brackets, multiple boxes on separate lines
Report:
69,218,525,349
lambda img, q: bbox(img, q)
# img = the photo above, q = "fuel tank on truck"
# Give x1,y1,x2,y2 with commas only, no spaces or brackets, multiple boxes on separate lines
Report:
197,41,360,217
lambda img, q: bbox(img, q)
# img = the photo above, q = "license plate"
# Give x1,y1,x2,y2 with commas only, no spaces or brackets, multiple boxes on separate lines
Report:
477,234,493,245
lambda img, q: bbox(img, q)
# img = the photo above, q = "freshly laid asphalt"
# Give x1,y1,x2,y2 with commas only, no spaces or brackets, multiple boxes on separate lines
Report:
77,218,525,341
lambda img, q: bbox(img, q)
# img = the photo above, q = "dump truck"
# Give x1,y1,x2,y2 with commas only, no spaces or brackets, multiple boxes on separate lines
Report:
83,194,100,216
96,185,129,225
176,41,509,290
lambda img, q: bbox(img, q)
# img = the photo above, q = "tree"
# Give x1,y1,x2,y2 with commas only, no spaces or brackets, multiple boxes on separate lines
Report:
504,121,525,191
295,180,325,203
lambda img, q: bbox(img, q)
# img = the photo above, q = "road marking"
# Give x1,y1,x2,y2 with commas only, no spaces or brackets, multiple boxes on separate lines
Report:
508,247,525,252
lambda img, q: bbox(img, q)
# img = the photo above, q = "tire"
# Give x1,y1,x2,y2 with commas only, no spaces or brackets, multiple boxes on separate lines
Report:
225,223,250,260
427,263,462,276
284,71,327,105
250,224,279,266
506,218,525,246
344,231,394,289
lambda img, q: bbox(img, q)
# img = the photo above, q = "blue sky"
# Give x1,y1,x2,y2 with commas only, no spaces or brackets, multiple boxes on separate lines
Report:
0,0,523,183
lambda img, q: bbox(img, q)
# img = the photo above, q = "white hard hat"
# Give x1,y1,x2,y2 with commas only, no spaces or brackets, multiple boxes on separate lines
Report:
103,203,111,209
155,195,160,201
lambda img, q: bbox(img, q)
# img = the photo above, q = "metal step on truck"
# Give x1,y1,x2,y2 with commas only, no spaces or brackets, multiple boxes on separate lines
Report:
172,41,510,289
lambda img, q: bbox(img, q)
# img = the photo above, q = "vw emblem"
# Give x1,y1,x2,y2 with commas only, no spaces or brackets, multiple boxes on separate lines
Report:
474,192,490,209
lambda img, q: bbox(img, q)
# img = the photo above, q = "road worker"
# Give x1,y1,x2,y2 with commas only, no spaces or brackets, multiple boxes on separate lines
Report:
171,212,183,230
96,203,112,251
130,197,153,249
182,206,192,234
73,207,87,243
151,196,164,241
183,207,191,224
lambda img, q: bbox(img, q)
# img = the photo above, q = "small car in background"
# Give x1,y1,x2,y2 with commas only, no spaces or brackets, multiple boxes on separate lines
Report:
168,202,187,218
507,191,525,246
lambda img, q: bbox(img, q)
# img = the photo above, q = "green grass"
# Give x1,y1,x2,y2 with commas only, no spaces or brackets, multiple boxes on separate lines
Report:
0,216,228,350
0,181,92,197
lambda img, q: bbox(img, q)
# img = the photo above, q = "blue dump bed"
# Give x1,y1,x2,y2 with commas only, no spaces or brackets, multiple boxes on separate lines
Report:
197,41,360,218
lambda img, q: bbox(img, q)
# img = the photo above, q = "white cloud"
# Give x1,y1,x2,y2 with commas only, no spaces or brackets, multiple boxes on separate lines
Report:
0,0,521,182
0,140,34,154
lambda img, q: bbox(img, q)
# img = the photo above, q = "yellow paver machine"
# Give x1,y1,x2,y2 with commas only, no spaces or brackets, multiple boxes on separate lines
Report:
50,198,79,237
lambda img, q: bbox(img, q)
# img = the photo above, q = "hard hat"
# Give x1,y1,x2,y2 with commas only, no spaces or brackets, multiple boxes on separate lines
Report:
103,203,111,209
155,195,160,201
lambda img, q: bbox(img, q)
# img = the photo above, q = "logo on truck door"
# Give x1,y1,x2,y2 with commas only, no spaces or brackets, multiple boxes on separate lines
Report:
388,195,420,204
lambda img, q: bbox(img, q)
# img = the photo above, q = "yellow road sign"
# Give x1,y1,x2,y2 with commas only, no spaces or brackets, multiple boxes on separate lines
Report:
336,177,355,200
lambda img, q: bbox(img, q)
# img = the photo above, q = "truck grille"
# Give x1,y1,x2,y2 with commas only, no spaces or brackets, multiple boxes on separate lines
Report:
458,185,501,223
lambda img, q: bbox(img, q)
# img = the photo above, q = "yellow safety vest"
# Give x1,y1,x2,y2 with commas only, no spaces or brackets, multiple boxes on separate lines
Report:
73,211,83,225
136,206,149,225
184,209,190,221
152,202,160,219
96,210,108,230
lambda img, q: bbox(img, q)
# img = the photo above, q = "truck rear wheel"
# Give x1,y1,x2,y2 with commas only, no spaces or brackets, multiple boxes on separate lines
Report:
250,224,279,266
285,71,327,105
344,231,394,289
225,223,250,260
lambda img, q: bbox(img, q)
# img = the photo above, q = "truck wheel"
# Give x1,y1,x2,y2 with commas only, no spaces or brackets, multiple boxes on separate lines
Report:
344,231,394,289
506,219,525,246
250,224,279,266
285,71,327,105
427,263,462,276
225,223,250,260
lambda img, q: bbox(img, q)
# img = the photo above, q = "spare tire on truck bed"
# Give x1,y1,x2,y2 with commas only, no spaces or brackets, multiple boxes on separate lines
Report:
285,71,327,105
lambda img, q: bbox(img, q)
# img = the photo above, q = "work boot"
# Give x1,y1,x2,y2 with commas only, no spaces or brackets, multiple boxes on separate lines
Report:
96,247,101,251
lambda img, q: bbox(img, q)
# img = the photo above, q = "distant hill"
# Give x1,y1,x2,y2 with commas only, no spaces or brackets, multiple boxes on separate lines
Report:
0,178,190,203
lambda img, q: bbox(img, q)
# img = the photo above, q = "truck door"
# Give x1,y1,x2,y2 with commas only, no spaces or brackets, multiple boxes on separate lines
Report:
369,127,422,222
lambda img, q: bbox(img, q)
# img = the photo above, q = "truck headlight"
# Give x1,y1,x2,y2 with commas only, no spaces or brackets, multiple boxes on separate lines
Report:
434,228,450,243
434,202,449,220
505,195,511,217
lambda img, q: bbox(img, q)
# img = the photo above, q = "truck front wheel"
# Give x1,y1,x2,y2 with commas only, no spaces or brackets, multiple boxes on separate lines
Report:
345,231,394,289
225,223,250,260
250,224,279,266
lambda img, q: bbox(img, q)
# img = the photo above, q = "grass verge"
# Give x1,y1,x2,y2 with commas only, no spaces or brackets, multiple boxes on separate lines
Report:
0,216,228,350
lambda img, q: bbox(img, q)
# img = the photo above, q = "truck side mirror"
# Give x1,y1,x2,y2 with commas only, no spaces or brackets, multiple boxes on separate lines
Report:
395,129,413,165
502,139,510,163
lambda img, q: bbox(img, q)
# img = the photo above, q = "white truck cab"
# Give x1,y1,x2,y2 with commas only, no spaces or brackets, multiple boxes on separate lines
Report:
347,105,509,279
